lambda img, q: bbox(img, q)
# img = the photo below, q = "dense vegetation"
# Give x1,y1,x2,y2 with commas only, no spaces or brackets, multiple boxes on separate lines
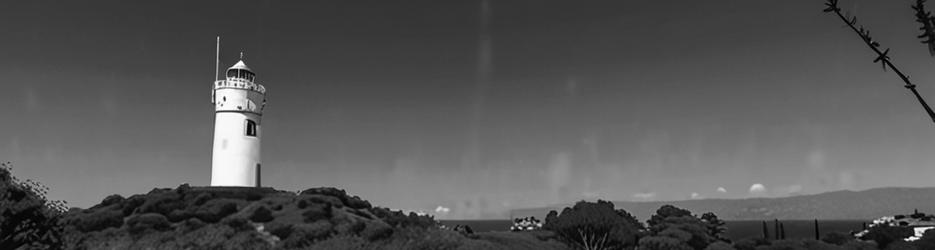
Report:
4,163,935,249
58,185,567,249
0,162,66,249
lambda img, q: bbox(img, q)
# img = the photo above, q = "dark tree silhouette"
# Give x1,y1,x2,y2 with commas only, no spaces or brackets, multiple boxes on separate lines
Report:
700,212,728,242
859,224,913,249
642,205,727,250
0,162,66,249
543,200,642,250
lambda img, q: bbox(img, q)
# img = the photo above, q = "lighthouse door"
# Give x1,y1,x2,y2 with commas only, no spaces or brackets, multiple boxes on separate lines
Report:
255,163,261,187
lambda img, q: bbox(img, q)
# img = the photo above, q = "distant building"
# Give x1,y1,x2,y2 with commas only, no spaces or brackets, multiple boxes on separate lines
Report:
210,44,267,187
857,210,935,241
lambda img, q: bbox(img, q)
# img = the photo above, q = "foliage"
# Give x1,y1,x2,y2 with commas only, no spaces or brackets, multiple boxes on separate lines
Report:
640,235,694,250
911,229,935,250
126,213,171,235
705,241,736,250
643,204,726,250
542,200,643,250
702,212,729,242
822,232,856,246
371,207,437,228
733,238,771,250
859,224,913,249
0,162,65,250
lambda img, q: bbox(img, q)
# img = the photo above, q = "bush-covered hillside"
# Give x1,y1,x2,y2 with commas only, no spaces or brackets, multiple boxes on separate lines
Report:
60,185,567,250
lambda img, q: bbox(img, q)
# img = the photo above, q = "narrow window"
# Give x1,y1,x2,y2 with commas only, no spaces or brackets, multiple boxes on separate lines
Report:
246,119,257,137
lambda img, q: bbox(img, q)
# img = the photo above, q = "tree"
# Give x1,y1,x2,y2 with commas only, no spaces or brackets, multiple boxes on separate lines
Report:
860,224,913,249
543,200,643,250
0,162,66,249
643,205,726,250
701,212,728,242
821,231,856,246
911,229,935,250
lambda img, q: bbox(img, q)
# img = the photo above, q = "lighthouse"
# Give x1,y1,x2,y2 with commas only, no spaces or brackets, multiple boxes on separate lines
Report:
210,45,267,187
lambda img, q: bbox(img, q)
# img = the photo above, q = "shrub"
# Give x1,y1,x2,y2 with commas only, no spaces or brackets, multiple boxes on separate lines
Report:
0,163,64,249
345,196,371,210
300,187,348,199
704,241,735,250
223,216,252,231
884,241,917,250
190,192,214,206
643,205,726,250
195,198,240,223
167,208,194,222
303,194,343,208
100,194,125,207
181,217,206,232
127,213,171,235
302,203,332,223
137,194,183,215
249,205,274,222
841,240,878,250
640,236,693,250
543,200,643,250
282,221,334,248
73,209,124,232
266,222,294,239
733,238,769,250
360,220,393,241
861,224,913,249
913,229,935,250
121,195,147,216
334,219,366,236
822,232,855,246
307,235,369,250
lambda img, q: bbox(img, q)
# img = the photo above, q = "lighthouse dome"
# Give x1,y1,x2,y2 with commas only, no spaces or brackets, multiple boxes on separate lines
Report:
228,60,252,72
226,60,255,82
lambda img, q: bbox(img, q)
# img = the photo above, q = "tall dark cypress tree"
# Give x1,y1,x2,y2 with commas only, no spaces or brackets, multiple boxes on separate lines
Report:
774,219,780,240
814,219,821,240
762,221,769,239
780,222,786,240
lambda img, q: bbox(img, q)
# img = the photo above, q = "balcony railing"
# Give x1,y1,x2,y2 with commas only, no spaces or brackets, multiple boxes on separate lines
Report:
214,79,266,94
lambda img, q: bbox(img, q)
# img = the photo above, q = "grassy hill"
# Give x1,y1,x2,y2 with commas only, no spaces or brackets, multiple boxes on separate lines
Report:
512,187,935,221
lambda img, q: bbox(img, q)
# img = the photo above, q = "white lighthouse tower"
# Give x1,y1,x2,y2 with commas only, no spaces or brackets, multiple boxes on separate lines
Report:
210,43,267,187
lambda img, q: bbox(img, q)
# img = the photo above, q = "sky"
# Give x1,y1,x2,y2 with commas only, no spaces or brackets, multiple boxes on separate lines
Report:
3,0,935,219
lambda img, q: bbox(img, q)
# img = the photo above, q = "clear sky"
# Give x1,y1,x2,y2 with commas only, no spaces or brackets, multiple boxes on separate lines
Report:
3,0,935,219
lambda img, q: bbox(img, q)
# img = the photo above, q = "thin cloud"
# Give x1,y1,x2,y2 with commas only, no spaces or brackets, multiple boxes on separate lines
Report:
434,206,451,214
633,192,656,200
690,192,702,199
749,183,767,196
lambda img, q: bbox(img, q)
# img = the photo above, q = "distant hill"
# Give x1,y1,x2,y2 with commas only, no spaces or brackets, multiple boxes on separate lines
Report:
511,187,935,221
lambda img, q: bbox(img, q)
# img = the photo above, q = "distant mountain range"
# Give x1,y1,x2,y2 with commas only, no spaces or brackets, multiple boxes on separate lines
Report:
510,187,935,221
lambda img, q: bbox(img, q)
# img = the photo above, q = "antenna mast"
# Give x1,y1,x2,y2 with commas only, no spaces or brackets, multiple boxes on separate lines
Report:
215,36,220,81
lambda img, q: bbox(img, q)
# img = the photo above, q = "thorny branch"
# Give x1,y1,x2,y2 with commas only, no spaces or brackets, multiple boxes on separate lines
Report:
913,0,935,56
823,0,935,124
